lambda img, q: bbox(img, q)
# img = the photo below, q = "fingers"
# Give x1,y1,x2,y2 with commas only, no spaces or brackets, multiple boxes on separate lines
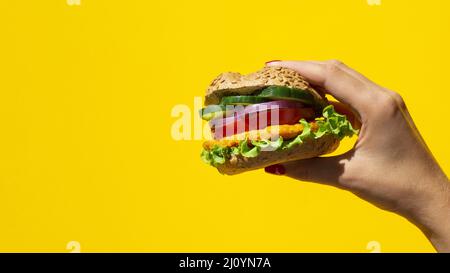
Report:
266,60,377,120
265,152,352,188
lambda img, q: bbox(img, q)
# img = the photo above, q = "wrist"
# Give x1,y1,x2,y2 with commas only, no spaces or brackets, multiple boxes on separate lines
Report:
410,175,450,252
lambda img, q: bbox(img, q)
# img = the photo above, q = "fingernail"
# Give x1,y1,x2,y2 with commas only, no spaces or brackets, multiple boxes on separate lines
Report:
265,60,281,65
264,164,286,175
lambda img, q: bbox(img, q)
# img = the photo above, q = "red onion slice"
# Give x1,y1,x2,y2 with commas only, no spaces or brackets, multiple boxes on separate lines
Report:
209,100,304,128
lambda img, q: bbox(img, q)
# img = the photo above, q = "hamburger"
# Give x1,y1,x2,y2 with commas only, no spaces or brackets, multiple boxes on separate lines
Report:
200,66,358,175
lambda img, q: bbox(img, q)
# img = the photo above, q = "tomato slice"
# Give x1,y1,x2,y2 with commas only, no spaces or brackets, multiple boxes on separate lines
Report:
211,108,314,139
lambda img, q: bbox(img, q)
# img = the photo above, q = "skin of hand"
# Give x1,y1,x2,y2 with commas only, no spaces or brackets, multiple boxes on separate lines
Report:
265,60,450,252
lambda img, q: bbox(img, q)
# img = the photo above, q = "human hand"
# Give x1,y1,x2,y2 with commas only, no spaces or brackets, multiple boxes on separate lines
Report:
265,60,450,252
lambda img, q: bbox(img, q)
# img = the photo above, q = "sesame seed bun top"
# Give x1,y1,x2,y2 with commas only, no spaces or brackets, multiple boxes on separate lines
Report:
205,66,327,106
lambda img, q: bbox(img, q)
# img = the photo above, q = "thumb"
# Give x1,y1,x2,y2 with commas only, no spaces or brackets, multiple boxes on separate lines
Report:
265,152,352,187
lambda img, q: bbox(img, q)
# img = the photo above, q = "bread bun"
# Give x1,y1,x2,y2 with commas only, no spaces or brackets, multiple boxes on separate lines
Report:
216,134,340,175
205,66,327,106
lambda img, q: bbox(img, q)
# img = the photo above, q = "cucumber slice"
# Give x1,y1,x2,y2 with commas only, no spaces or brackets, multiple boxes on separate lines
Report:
220,96,270,105
201,112,222,121
257,86,315,105
200,105,225,121
199,105,236,121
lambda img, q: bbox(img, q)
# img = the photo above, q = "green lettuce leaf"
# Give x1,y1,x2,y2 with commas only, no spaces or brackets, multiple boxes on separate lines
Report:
201,146,229,166
239,139,260,158
200,149,212,164
283,119,312,150
251,136,284,151
211,148,226,165
315,105,358,140
231,146,240,155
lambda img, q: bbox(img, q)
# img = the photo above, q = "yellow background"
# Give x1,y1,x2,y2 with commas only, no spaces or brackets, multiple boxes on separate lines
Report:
0,0,448,252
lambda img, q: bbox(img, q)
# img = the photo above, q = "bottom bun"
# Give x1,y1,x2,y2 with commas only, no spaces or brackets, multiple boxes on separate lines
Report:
216,134,340,175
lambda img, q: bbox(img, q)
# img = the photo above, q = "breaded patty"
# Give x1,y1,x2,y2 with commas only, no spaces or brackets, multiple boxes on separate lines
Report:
203,122,318,150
